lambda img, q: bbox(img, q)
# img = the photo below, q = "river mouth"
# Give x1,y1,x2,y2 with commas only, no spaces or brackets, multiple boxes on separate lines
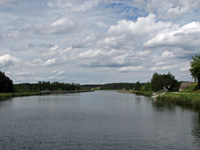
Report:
0,91,200,150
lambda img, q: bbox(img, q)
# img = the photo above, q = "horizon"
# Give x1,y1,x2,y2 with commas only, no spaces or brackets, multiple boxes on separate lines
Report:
0,0,199,84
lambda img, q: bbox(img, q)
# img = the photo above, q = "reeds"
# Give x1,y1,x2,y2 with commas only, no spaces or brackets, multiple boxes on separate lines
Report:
157,95,200,111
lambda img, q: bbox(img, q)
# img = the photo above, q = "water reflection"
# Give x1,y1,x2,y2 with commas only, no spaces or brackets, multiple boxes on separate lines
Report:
192,113,200,147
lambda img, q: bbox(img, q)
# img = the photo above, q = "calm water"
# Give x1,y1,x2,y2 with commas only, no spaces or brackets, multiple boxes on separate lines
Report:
0,91,200,150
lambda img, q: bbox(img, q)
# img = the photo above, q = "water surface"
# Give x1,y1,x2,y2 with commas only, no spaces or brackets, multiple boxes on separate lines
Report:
0,91,200,150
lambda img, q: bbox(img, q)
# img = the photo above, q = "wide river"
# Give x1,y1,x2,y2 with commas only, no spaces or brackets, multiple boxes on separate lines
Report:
0,91,200,150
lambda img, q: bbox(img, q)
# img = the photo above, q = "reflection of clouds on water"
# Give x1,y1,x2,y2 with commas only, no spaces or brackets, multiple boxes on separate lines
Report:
192,113,200,147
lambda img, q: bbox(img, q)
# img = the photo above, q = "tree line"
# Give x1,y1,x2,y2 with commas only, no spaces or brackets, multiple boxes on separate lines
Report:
0,71,14,93
81,72,181,92
0,71,80,93
14,81,80,92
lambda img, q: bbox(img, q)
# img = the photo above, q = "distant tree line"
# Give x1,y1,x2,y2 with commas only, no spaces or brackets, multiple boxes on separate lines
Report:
14,81,80,92
81,72,180,92
0,71,14,93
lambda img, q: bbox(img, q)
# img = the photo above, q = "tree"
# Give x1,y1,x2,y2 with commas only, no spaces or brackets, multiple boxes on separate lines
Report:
151,72,179,92
190,54,200,88
134,81,141,90
0,71,14,93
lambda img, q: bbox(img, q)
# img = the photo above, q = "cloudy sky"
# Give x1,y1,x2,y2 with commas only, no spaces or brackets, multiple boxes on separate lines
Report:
0,0,200,84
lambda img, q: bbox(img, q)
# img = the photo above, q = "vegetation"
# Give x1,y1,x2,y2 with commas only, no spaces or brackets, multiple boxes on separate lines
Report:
131,90,153,97
190,54,200,89
157,94,200,111
151,72,180,92
81,83,136,90
0,71,14,93
134,81,141,90
14,81,80,92
157,83,200,111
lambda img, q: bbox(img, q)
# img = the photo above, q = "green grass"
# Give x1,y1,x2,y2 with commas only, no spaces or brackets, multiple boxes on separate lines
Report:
165,92,200,99
132,90,153,97
180,83,200,94
0,92,41,99
155,83,200,111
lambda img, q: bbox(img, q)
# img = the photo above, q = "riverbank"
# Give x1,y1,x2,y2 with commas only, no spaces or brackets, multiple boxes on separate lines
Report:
0,90,93,101
157,93,200,111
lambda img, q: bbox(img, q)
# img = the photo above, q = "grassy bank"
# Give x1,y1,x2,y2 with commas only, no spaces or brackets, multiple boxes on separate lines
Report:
157,94,200,111
132,90,153,97
157,83,200,111
0,92,41,97
0,92,42,101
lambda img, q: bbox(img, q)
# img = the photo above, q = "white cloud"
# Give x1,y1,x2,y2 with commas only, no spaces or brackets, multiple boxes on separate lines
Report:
0,54,19,68
161,51,174,59
118,66,143,72
43,59,57,67
50,18,72,27
133,0,200,19
72,35,96,48
150,65,177,71
50,45,59,51
180,66,190,71
48,0,100,12
33,18,75,35
144,21,200,50
108,13,171,35
16,71,32,76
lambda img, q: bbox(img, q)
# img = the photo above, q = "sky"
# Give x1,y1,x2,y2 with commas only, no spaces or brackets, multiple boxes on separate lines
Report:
0,0,200,84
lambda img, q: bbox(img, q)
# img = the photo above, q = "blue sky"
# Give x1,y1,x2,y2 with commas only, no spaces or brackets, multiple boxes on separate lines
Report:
0,0,200,84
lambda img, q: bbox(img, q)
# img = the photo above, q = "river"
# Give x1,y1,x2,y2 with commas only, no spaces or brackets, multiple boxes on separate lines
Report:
0,91,200,150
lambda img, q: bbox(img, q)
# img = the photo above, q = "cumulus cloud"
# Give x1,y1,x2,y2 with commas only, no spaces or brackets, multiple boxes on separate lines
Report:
118,66,143,72
133,0,200,19
47,0,100,12
144,21,200,50
0,54,19,68
108,13,171,35
72,35,96,48
33,18,75,35
16,71,32,76
76,49,131,67
43,59,57,67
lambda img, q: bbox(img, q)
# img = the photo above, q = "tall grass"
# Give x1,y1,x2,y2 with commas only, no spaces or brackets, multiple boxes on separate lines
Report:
157,94,200,111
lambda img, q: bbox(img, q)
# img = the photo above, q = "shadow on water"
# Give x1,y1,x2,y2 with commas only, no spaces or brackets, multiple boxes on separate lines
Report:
151,99,176,111
152,97,200,149
192,113,200,147
0,97,12,102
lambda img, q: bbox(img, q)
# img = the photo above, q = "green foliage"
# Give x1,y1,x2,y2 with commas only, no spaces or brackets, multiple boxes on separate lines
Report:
14,81,80,92
0,71,14,93
134,81,141,90
132,90,153,97
157,94,200,111
179,83,200,94
101,83,135,90
151,72,180,92
190,54,200,88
